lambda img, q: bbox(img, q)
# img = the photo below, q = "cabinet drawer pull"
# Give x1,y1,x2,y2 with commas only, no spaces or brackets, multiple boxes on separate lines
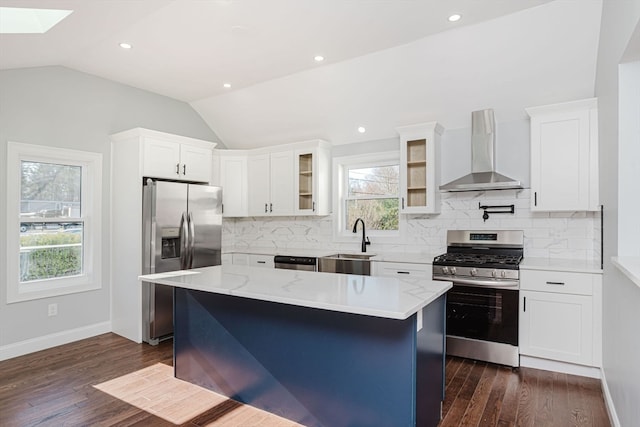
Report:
546,281,565,285
397,271,410,275
257,261,266,264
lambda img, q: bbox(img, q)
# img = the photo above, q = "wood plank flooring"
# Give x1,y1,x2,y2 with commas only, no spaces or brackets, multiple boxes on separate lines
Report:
0,333,611,427
439,356,611,427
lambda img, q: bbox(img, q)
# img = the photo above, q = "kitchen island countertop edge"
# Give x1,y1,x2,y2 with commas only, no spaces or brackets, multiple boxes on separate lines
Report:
139,265,451,320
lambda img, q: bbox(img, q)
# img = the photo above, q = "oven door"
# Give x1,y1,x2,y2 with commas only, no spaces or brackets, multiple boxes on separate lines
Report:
446,284,518,346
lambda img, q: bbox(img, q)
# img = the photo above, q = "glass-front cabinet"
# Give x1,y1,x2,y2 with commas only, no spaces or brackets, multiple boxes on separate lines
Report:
297,153,313,211
396,122,443,214
293,141,331,216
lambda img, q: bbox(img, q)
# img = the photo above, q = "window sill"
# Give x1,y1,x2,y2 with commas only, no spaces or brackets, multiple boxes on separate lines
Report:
611,256,640,289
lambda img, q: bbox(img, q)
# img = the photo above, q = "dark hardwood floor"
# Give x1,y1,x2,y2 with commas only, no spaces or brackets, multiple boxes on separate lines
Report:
0,333,611,427
439,356,610,427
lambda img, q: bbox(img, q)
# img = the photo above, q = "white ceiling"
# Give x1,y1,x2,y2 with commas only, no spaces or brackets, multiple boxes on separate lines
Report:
0,0,602,148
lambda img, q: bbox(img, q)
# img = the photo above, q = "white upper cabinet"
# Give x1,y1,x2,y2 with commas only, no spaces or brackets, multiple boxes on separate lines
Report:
294,141,331,216
214,150,248,217
526,98,599,211
396,122,443,214
135,129,215,183
248,150,295,216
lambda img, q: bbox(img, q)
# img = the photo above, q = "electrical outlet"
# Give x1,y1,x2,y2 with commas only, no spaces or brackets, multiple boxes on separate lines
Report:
48,303,58,317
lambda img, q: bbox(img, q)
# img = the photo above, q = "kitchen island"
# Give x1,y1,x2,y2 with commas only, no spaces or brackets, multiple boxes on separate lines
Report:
139,265,451,427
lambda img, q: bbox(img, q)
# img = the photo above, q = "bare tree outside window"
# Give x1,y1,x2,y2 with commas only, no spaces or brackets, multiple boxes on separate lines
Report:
346,165,399,231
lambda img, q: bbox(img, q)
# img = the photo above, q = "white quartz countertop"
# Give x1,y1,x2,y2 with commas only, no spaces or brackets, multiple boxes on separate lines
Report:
520,257,603,274
612,257,640,288
140,265,451,320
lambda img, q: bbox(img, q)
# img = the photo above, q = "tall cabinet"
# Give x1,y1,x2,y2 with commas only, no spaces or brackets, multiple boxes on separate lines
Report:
110,128,216,342
396,122,444,214
526,98,599,211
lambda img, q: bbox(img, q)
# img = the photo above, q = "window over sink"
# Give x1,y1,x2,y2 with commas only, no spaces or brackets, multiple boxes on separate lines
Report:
333,152,404,242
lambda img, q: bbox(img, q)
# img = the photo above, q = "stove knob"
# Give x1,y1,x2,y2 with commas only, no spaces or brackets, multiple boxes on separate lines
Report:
470,268,477,276
492,269,498,278
501,270,507,278
451,267,457,275
442,266,449,274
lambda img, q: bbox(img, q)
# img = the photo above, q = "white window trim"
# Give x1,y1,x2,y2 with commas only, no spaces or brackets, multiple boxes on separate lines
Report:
332,151,405,244
6,142,102,303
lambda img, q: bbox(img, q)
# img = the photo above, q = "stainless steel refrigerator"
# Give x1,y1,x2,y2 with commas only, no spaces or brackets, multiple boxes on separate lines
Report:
141,178,222,344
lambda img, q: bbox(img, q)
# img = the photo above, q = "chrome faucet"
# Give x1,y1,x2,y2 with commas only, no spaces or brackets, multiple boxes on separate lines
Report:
352,218,371,252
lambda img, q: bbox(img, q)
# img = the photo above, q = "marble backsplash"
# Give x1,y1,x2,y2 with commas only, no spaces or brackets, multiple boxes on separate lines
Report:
223,189,602,261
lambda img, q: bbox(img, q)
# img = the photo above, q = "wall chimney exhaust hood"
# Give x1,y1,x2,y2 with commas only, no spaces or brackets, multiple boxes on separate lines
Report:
440,109,522,192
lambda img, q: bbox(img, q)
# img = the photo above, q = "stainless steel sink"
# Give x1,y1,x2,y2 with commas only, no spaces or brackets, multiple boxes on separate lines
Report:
317,253,375,275
323,253,376,260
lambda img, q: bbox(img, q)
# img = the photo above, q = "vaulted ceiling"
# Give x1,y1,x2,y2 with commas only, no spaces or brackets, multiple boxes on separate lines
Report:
0,0,602,148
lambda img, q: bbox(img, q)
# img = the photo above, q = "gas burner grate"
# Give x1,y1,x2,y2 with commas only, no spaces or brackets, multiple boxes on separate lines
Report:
433,253,523,268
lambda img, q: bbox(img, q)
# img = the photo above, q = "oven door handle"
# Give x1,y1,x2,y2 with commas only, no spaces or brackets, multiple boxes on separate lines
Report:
433,275,519,289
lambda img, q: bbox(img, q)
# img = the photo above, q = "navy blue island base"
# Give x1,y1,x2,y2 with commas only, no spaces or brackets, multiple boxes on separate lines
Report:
173,288,445,427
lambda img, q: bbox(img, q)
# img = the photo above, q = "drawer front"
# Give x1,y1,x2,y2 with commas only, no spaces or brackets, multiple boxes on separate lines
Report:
374,262,430,278
520,270,594,295
248,254,275,268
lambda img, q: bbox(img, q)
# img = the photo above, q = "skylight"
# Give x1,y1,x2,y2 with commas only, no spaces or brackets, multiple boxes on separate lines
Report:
0,7,73,34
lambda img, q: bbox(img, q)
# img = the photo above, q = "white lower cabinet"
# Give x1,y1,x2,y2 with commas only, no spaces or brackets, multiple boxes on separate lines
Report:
231,253,274,268
519,270,601,367
248,254,275,268
372,261,430,278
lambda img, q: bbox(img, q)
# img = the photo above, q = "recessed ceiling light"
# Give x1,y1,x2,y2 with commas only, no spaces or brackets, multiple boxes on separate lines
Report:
119,42,132,49
223,83,231,88
0,7,73,34
314,55,325,62
358,126,366,133
448,14,461,22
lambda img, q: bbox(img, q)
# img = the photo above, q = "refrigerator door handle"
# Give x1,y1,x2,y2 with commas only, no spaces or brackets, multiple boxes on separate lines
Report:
187,212,196,269
179,212,188,270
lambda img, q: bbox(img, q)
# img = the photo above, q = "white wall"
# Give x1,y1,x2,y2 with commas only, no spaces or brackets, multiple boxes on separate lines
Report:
594,0,640,425
0,66,221,358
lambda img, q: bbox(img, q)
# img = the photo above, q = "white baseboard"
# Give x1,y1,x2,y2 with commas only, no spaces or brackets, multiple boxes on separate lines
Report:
0,321,112,361
600,369,621,427
520,355,601,378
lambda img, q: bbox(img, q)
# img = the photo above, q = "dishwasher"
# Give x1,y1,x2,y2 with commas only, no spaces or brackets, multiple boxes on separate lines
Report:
274,256,317,271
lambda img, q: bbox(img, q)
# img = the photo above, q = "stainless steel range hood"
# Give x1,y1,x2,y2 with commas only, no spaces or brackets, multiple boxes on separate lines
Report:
440,109,522,192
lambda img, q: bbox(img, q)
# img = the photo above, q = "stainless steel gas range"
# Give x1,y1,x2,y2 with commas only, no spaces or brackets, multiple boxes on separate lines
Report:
433,230,524,367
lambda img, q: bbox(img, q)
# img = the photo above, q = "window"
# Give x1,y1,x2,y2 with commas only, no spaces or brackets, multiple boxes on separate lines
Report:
334,152,403,241
6,142,102,303
346,165,399,231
